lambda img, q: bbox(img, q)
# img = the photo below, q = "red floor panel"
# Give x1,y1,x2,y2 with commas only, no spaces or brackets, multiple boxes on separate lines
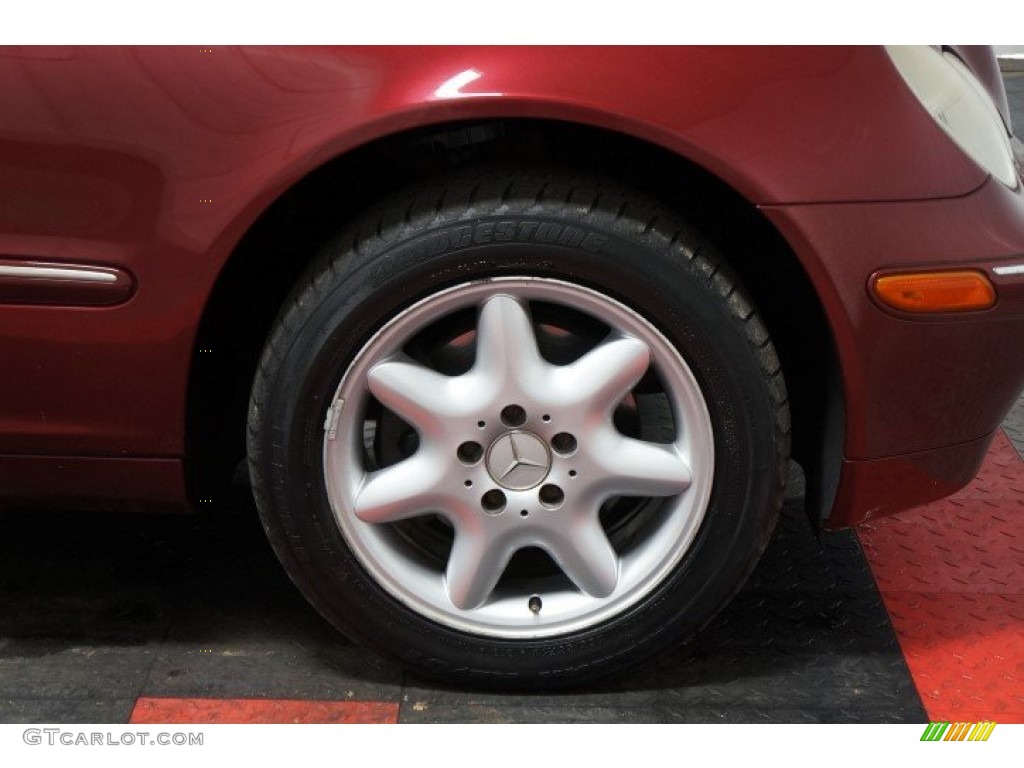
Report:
879,593,1023,723
129,697,399,724
859,430,1024,724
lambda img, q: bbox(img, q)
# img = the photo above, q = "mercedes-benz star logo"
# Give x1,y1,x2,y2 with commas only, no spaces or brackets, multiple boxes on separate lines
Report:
485,431,552,491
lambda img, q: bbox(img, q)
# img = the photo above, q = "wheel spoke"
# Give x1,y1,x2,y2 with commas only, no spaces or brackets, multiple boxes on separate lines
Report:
366,358,459,433
592,433,692,497
555,335,650,411
545,520,619,598
474,295,545,386
445,529,513,610
353,454,449,524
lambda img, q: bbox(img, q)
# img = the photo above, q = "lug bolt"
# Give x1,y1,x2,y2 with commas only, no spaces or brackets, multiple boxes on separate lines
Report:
457,441,483,464
551,432,577,456
481,489,506,514
500,404,527,427
539,484,564,509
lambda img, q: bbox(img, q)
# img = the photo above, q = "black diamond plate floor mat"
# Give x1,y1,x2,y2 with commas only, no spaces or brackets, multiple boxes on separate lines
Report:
0,473,927,723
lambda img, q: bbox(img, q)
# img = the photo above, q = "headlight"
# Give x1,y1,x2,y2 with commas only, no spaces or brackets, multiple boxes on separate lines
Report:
887,45,1018,188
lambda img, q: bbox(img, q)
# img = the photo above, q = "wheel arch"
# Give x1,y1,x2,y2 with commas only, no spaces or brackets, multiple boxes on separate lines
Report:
186,117,845,526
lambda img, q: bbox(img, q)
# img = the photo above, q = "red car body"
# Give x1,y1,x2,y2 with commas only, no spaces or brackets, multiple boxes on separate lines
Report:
1,45,1022,527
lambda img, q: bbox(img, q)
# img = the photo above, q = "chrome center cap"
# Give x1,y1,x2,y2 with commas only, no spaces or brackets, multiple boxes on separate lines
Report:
485,431,551,491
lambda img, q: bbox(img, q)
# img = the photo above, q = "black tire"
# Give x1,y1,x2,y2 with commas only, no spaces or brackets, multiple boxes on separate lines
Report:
247,168,789,689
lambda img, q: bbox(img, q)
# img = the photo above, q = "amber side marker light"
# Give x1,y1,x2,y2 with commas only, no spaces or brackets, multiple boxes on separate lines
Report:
871,270,996,313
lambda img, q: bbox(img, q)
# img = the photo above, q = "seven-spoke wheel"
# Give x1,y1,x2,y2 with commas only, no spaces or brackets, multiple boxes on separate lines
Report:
323,280,714,636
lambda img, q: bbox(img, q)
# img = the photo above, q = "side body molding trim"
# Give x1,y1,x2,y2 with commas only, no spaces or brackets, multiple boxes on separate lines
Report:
0,260,135,306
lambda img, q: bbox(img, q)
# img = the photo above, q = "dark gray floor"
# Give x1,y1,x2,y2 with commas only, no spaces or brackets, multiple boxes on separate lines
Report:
1006,395,1024,459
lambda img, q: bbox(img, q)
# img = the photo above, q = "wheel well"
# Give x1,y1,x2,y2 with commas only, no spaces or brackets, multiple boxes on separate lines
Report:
186,118,844,524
